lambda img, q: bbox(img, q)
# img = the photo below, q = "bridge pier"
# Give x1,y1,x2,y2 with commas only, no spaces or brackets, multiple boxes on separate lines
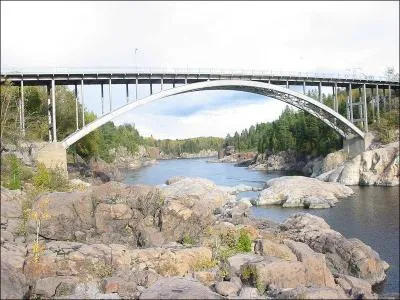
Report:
20,80,25,136
35,142,68,177
74,84,79,130
109,78,112,112
81,79,85,126
318,81,322,102
343,133,373,158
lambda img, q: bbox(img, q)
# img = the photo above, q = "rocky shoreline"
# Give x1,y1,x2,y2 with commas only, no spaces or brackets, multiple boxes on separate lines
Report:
1,176,392,299
214,141,399,187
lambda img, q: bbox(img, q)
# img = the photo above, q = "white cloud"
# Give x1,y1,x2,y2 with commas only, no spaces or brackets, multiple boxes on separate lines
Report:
115,98,289,139
1,1,398,139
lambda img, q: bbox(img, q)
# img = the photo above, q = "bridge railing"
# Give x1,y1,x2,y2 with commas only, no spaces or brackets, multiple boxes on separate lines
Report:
1,67,397,82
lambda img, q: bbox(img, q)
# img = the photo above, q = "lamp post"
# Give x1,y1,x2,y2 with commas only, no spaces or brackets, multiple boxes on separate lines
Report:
134,48,138,72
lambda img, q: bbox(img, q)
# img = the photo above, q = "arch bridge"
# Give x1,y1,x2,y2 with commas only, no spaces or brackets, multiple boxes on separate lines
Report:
1,68,399,165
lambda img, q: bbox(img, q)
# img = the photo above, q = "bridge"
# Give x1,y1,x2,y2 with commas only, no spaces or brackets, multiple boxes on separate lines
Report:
1,67,399,171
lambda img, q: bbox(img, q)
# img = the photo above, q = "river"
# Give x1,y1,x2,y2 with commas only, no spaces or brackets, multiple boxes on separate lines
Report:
123,158,399,294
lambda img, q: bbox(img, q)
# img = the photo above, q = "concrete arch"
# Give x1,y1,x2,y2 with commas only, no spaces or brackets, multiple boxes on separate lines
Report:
62,80,364,148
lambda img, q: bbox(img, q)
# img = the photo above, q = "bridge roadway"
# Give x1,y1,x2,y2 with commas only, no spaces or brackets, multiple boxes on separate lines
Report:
2,67,399,88
1,67,399,146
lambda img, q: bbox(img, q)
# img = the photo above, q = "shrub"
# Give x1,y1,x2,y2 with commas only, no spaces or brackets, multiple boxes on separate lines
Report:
190,257,217,272
236,229,252,252
0,154,33,189
33,163,70,192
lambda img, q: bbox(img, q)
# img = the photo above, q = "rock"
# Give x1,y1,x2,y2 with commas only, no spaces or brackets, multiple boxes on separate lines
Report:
215,281,240,296
218,184,254,195
165,176,185,185
335,274,377,299
139,277,222,299
227,253,263,276
34,276,78,298
102,277,120,294
275,286,348,299
322,150,349,173
70,178,91,190
193,269,218,287
0,187,25,219
1,230,14,242
238,287,264,299
1,259,29,300
160,177,229,241
319,143,399,186
283,240,336,288
240,256,307,289
254,176,353,208
256,239,297,261
280,213,389,285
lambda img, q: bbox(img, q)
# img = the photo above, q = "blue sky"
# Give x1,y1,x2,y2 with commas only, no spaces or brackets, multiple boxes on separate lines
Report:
1,1,399,138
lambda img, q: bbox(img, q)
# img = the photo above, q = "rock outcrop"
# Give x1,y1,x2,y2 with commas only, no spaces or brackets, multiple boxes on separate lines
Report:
279,213,389,285
317,142,399,186
253,176,354,208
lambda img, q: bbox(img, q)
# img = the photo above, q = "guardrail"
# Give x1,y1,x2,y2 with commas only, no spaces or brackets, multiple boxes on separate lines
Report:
1,67,398,82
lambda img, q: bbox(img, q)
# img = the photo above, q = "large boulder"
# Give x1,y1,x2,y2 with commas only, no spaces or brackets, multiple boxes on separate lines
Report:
1,248,29,299
283,240,336,289
318,142,399,186
279,213,389,285
160,177,229,241
139,277,222,299
240,256,308,289
254,176,353,208
275,286,348,299
30,182,164,246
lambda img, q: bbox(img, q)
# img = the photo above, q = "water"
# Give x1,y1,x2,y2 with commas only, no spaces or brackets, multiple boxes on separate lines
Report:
123,158,400,294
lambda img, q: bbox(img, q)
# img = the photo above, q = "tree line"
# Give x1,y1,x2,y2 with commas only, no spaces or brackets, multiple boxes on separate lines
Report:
0,82,223,161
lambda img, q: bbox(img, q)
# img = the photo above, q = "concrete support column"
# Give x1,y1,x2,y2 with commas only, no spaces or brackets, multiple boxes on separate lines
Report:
74,84,79,131
109,78,112,112
185,76,188,85
286,80,289,89
150,82,153,95
303,81,306,94
126,83,129,104
383,88,386,111
371,87,375,122
359,102,364,129
349,83,353,122
388,85,392,109
101,84,104,115
318,81,322,103
20,80,25,136
81,79,85,126
376,84,380,122
333,82,338,112
362,84,368,132
51,79,57,142
47,85,52,142
161,76,164,91
135,78,138,100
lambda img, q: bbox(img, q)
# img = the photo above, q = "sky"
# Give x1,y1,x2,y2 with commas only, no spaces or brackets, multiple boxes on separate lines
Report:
1,1,399,139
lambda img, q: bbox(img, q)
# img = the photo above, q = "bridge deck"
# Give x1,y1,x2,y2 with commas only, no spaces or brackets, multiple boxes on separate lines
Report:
1,70,399,88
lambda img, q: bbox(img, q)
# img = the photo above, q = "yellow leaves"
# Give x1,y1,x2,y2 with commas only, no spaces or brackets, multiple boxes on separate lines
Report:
32,241,46,262
29,198,51,222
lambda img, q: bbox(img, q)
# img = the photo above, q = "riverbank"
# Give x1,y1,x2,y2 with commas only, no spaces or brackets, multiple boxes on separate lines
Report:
213,141,399,187
1,176,391,299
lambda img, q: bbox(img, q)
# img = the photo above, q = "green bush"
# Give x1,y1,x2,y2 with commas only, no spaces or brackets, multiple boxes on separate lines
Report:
33,163,70,192
236,229,252,252
1,154,32,190
370,109,399,144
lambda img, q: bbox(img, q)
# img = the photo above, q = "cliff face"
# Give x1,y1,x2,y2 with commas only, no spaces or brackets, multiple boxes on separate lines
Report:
317,142,399,186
